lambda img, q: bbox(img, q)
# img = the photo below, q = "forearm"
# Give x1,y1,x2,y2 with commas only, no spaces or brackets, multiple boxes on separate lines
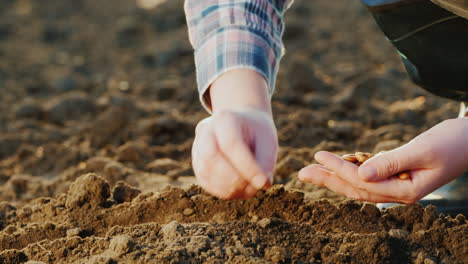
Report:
184,0,293,112
210,69,272,115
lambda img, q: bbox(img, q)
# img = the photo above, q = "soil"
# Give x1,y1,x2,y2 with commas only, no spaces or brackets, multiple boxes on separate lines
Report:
0,0,466,263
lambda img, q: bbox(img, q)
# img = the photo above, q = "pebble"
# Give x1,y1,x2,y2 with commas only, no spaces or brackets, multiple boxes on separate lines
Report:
388,229,409,239
108,235,135,257
65,173,110,208
45,92,96,124
303,93,328,108
360,203,381,218
264,246,288,264
66,228,81,237
257,218,272,228
160,221,185,242
146,158,180,174
14,102,43,120
182,208,194,216
112,181,141,203
117,142,143,162
186,235,211,254
415,252,439,264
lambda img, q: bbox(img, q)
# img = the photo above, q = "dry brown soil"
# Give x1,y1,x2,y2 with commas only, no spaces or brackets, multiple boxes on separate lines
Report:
0,0,466,263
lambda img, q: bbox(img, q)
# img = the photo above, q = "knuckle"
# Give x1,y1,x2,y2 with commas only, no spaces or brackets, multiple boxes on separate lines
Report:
215,110,238,124
379,155,400,174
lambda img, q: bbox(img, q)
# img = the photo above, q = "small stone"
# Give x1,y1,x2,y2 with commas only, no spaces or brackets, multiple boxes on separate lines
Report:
65,173,110,209
424,258,438,264
145,158,180,174
25,261,47,264
45,92,96,124
303,93,328,108
360,203,381,218
66,228,81,238
91,106,129,147
388,229,409,239
264,246,288,264
414,251,427,264
14,102,43,119
112,181,141,203
117,142,143,162
183,208,194,216
108,235,135,257
225,246,239,258
327,120,356,136
186,236,211,254
159,221,185,243
257,218,272,228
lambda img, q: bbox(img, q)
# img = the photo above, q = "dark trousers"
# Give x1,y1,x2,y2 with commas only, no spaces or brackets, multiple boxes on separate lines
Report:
368,0,468,101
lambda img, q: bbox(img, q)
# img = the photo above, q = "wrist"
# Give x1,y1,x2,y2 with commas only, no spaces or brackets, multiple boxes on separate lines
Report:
208,69,272,116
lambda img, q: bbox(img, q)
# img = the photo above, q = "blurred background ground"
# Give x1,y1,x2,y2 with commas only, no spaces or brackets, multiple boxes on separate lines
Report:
0,0,465,263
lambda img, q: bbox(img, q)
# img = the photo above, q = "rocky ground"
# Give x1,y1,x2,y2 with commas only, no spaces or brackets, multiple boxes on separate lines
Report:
0,0,466,263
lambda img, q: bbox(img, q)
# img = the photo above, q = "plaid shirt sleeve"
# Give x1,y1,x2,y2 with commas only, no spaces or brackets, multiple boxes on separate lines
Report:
184,0,293,111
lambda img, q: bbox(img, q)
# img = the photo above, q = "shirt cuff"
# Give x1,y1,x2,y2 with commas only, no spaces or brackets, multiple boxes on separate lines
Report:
185,0,291,113
194,26,281,112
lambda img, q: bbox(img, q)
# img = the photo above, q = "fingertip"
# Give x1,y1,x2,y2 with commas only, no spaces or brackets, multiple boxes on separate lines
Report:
244,184,258,198
251,174,268,190
314,151,341,165
298,169,306,181
314,151,328,162
298,165,313,180
298,164,327,182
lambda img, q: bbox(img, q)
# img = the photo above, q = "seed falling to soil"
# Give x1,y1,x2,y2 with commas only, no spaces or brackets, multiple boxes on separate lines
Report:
341,152,410,180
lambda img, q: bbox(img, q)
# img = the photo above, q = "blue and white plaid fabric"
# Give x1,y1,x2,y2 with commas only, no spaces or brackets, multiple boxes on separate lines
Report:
184,0,404,111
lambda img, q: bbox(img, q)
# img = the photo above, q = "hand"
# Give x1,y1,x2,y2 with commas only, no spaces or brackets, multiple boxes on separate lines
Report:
192,109,278,199
192,69,278,199
298,118,468,204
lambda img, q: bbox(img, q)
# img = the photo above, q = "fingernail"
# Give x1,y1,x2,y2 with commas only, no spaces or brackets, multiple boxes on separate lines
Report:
360,165,377,181
251,174,267,189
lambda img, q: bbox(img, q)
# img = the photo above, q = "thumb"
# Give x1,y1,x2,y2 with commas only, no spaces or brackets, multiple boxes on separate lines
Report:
358,144,422,182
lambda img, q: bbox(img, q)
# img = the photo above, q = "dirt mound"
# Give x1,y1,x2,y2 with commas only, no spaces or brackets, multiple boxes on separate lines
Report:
0,174,466,264
0,0,466,263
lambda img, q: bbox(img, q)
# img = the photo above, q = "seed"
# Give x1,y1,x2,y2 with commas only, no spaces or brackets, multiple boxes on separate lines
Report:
342,154,358,163
355,152,374,163
398,171,410,180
